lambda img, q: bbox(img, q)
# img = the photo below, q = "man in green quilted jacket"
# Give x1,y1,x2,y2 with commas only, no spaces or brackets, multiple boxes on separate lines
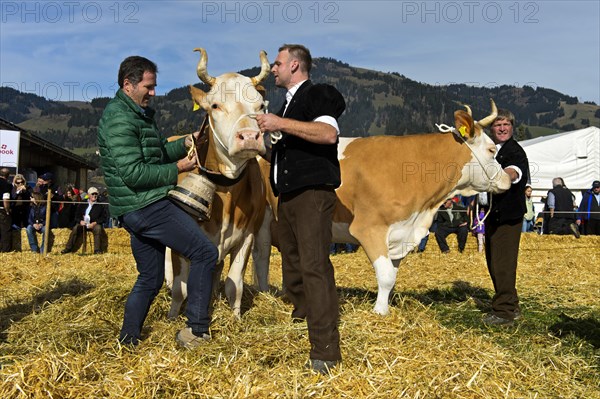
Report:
98,56,218,349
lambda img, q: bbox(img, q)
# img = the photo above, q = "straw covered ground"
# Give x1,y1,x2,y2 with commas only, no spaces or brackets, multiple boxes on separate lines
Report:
1,229,598,398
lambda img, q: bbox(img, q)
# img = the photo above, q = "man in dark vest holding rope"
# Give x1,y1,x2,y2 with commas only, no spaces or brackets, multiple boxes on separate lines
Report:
256,44,345,374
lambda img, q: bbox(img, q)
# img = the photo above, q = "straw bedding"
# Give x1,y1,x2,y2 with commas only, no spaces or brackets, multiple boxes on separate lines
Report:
1,229,598,398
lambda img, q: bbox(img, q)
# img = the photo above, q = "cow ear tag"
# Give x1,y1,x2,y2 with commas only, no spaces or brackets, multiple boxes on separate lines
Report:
458,125,467,137
193,102,200,112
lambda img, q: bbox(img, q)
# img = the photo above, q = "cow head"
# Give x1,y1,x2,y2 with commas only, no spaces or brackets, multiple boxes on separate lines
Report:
189,48,270,179
452,99,512,196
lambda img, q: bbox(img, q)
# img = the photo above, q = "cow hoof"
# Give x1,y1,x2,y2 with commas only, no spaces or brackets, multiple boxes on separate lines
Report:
167,312,180,321
372,305,390,316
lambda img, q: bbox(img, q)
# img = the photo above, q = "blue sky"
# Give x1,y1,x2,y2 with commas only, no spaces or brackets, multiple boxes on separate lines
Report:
1,1,599,104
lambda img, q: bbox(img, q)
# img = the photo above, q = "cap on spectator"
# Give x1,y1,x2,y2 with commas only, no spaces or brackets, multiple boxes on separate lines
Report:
39,172,54,181
592,180,600,188
88,187,99,195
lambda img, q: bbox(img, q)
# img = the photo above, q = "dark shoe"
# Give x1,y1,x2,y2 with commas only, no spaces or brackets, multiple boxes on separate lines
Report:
483,314,514,326
94,250,103,254
513,309,522,320
176,327,211,349
305,359,340,374
569,223,580,238
61,248,72,254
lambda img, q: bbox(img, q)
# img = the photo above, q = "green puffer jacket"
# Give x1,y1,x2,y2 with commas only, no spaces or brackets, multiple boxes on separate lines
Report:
98,89,188,218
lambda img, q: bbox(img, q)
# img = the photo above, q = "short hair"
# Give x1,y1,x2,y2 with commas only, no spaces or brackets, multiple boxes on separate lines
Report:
31,191,43,202
494,108,516,126
118,56,158,88
0,168,9,179
279,44,312,74
552,177,565,187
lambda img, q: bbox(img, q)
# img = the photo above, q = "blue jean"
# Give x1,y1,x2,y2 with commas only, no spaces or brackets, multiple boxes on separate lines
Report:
119,198,218,344
522,219,534,233
26,225,46,252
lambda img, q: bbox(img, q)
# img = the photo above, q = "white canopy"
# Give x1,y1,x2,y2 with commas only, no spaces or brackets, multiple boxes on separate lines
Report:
519,126,600,212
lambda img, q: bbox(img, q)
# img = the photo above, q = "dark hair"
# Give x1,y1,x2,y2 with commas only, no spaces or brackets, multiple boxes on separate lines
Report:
279,44,312,74
118,56,158,88
31,191,43,202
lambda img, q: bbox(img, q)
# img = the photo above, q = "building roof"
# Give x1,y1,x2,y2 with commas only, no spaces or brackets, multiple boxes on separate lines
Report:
0,116,96,170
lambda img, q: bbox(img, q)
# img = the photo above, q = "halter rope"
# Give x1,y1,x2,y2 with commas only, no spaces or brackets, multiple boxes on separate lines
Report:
187,114,257,186
435,123,496,229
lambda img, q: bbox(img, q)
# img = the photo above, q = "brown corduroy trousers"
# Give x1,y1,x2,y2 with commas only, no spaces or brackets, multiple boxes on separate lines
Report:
278,187,341,361
484,220,522,320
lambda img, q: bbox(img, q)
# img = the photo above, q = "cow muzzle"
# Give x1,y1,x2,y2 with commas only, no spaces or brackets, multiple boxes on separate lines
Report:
234,128,265,154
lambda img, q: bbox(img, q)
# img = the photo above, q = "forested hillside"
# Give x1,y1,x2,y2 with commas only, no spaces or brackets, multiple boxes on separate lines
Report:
1,57,598,168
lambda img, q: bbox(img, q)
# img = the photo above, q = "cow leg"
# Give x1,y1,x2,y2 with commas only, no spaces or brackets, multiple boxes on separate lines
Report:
166,249,190,320
252,207,273,292
351,225,397,316
225,233,254,318
371,257,399,316
164,247,174,289
212,259,225,300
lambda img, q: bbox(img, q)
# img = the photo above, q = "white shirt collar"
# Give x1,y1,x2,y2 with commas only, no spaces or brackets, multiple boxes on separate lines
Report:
286,80,308,102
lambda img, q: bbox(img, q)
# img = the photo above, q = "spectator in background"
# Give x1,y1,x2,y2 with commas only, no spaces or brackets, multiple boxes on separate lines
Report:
11,173,31,229
0,168,12,252
26,191,49,253
36,172,62,229
546,177,579,238
329,242,358,255
61,187,108,254
58,185,81,229
577,180,600,235
522,184,535,232
434,198,469,253
472,206,486,253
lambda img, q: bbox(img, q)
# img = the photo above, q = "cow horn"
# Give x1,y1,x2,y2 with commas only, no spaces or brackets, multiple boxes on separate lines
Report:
194,48,216,86
464,104,472,116
477,99,498,127
250,50,270,86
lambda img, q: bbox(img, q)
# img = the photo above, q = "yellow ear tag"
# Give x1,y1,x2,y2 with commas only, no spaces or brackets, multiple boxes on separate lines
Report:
193,102,200,112
458,125,467,137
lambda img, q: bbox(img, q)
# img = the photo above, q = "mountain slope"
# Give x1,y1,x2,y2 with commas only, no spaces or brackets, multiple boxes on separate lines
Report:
1,58,598,158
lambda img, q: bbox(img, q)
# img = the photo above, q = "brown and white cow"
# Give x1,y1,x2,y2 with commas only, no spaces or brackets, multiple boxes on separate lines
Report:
164,48,271,319
253,100,512,316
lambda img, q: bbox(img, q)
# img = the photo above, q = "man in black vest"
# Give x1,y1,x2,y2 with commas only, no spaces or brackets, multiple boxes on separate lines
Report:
483,109,530,326
256,44,345,374
546,177,579,238
434,198,469,253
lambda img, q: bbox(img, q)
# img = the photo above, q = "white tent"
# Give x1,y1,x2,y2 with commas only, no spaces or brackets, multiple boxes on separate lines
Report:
519,126,600,212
